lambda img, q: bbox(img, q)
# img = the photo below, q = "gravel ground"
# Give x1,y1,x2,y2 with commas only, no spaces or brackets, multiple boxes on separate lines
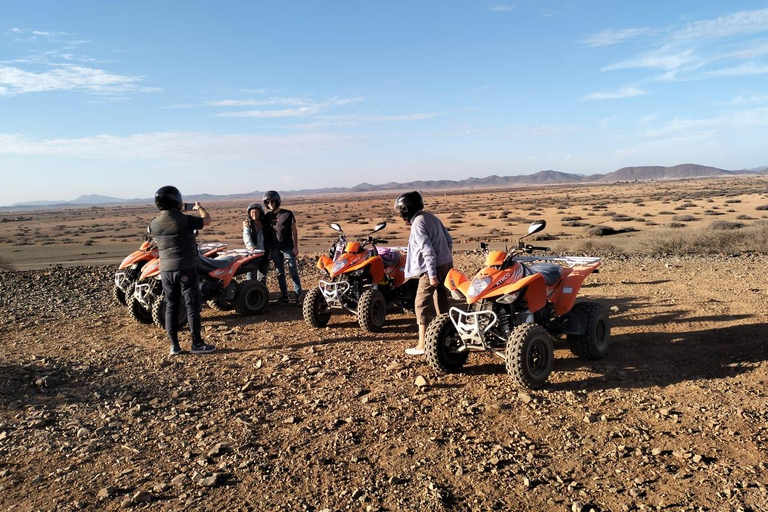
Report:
1,252,767,511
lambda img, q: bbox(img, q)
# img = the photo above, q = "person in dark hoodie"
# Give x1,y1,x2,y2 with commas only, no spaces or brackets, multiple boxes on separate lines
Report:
394,191,453,356
148,186,215,356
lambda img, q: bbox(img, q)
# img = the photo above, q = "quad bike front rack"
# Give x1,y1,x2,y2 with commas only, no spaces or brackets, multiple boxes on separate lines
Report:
133,282,155,309
319,280,351,308
448,306,501,355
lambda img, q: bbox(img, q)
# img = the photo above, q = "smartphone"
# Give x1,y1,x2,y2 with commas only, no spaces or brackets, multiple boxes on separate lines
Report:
183,202,195,211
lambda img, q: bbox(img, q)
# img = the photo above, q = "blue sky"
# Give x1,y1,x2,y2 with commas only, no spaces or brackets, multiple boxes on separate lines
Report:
1,1,768,206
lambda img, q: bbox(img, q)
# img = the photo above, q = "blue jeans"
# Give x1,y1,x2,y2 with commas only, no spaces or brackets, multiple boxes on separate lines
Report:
246,253,270,284
272,248,302,298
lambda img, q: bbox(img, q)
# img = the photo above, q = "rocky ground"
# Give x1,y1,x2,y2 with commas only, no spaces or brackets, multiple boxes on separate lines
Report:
1,251,768,511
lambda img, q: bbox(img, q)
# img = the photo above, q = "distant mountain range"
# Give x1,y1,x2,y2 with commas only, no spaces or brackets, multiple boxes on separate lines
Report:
4,163,767,210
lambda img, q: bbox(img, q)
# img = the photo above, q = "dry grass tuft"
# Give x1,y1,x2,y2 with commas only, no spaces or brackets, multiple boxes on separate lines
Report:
641,224,768,256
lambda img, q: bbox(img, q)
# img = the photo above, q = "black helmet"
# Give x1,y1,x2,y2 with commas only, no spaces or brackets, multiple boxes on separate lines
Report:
263,190,281,209
394,191,423,222
247,202,264,218
155,185,183,211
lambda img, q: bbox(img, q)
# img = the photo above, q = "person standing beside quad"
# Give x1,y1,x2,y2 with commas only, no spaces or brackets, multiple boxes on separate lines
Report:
395,191,453,356
242,202,270,284
148,186,216,355
263,190,303,304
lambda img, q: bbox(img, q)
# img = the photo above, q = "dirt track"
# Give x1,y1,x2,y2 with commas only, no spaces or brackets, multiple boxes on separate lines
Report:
1,251,767,511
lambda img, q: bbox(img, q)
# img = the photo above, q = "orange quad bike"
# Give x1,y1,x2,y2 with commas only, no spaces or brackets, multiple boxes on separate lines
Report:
131,246,268,329
125,243,229,325
426,220,609,389
113,239,158,306
303,222,417,332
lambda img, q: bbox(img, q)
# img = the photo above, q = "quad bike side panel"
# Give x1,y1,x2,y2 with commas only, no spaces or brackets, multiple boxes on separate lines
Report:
344,254,386,284
445,268,470,295
119,249,156,270
486,273,548,313
384,253,406,287
554,264,601,316
317,254,333,272
139,258,161,280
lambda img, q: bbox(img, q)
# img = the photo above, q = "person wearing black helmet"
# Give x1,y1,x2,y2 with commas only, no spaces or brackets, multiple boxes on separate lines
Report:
394,191,453,356
148,185,215,355
262,190,303,304
242,202,270,283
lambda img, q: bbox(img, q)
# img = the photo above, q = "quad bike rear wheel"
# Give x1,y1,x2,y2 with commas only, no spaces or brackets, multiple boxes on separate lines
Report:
567,302,610,360
234,279,268,315
126,285,153,325
425,313,469,373
152,295,188,330
303,287,331,327
505,324,554,390
358,288,386,332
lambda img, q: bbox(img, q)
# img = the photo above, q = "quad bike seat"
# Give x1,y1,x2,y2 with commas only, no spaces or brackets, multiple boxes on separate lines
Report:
525,263,563,286
198,254,238,273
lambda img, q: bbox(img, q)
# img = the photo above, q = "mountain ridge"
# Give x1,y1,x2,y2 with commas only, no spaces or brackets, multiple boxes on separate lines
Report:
5,163,766,210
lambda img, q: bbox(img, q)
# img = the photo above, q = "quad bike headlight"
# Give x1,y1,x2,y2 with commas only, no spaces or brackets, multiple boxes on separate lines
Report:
468,276,492,298
331,259,347,274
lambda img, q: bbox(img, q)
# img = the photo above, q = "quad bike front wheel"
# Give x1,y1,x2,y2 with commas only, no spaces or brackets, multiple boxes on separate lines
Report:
303,287,331,328
358,288,386,332
113,285,127,306
126,285,153,325
234,279,268,315
425,313,469,373
567,302,610,360
151,295,189,330
505,324,554,390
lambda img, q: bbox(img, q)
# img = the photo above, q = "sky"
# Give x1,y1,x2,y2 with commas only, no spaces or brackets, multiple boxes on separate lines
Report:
1,1,768,206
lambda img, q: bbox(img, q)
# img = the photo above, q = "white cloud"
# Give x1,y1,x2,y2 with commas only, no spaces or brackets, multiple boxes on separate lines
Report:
672,8,768,41
581,86,647,101
603,48,699,71
0,64,159,96
727,95,768,105
488,4,515,12
584,28,654,47
706,61,768,77
642,107,768,138
363,113,441,122
0,131,359,160
215,106,322,118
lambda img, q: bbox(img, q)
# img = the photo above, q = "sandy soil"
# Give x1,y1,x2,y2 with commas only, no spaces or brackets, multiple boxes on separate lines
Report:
1,178,768,511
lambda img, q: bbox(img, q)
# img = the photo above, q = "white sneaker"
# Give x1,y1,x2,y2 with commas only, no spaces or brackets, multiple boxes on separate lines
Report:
405,347,425,356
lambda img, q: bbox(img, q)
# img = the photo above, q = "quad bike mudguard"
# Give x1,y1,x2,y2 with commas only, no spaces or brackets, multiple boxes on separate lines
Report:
317,254,333,273
553,262,601,316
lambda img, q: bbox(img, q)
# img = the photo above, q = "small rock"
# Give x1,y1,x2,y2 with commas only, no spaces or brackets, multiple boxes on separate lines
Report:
518,392,533,404
414,375,429,388
584,414,598,424
132,491,152,503
198,475,219,487
170,474,186,486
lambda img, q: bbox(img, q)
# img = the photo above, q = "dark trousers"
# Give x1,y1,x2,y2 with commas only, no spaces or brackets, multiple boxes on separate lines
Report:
160,268,203,345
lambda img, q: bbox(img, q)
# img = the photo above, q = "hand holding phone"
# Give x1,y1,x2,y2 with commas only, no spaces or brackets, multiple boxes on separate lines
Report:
184,202,195,211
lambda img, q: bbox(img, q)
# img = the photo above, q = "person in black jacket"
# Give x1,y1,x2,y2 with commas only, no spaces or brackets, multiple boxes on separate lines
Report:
148,186,215,355
263,190,303,304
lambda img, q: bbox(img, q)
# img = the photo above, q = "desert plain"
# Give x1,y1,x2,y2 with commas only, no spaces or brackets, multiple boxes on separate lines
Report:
1,176,768,511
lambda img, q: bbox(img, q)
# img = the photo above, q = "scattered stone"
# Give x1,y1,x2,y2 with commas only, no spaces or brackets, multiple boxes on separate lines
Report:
414,375,429,388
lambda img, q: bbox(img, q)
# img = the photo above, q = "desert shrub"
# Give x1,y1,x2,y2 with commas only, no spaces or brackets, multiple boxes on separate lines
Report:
724,199,742,204
562,221,589,227
642,213,653,217
658,211,675,215
0,256,14,271
642,224,768,256
664,222,686,228
671,215,696,222
561,216,582,221
631,198,644,204
611,214,634,222
703,210,724,216
570,239,622,256
755,204,768,211
586,225,637,237
708,221,745,230
736,215,755,220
